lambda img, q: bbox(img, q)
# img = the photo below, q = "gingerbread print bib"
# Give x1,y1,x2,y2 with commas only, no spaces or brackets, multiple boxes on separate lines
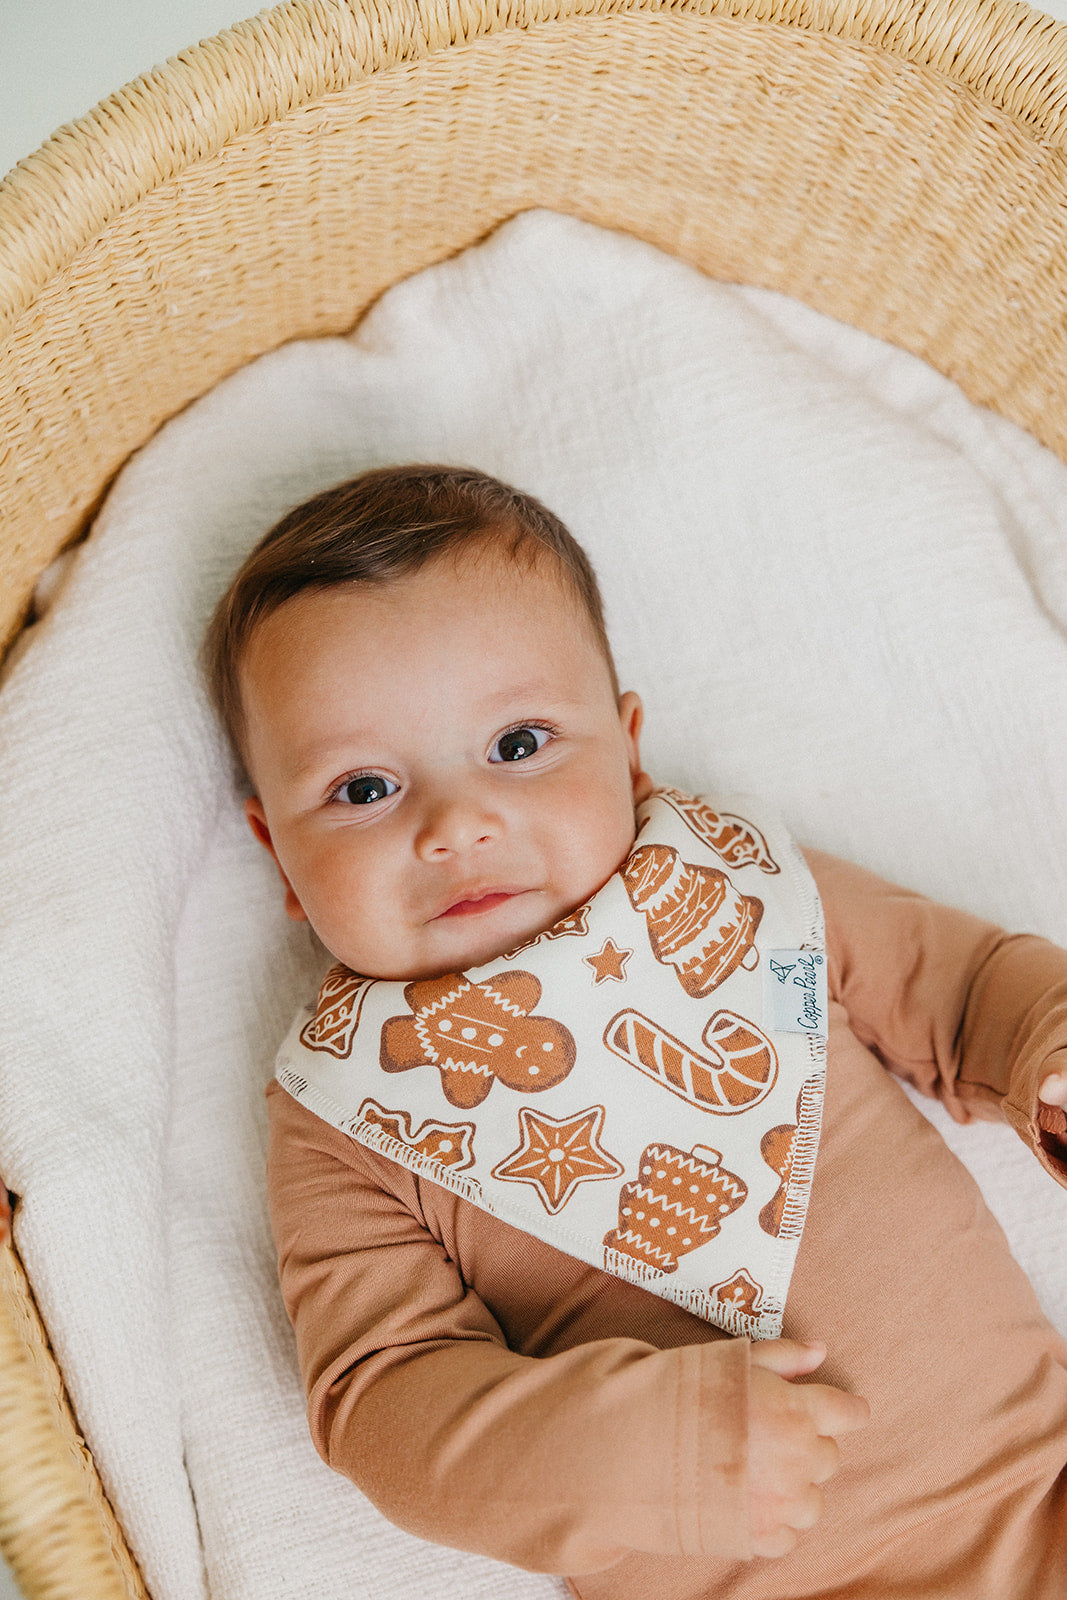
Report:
275,787,828,1339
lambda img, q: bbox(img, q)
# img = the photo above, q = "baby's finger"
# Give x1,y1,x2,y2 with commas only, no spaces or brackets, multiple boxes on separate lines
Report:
750,1524,800,1560
1038,1071,1067,1108
749,1485,825,1559
803,1383,871,1439
789,1484,825,1532
809,1434,842,1486
749,1338,826,1379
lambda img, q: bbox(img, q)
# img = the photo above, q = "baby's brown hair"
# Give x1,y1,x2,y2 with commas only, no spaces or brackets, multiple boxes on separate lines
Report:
203,463,618,768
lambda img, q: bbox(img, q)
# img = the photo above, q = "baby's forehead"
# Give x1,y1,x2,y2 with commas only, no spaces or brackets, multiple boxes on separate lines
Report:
432,533,580,603
325,539,588,634
245,543,597,682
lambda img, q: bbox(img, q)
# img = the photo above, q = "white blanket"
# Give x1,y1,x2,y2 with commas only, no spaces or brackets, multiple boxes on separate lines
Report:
2,210,1067,1600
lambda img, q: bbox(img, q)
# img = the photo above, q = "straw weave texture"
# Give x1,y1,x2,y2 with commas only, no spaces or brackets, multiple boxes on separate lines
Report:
3,0,1067,1593
0,1243,148,1599
4,0,1067,653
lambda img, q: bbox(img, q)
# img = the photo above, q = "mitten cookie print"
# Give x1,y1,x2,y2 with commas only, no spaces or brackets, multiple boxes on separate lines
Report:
300,964,377,1058
653,788,781,873
603,1142,747,1273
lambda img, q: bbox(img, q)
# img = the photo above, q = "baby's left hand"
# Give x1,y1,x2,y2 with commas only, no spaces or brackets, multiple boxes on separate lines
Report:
1039,1072,1067,1109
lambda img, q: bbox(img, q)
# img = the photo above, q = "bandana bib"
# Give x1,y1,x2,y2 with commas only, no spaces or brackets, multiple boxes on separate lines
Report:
275,787,827,1339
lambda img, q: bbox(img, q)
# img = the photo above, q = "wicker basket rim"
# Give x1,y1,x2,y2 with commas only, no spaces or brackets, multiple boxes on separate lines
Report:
3,0,1067,336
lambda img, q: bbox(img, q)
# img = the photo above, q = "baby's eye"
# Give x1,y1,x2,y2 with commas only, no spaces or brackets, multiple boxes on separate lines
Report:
489,726,552,763
334,773,398,806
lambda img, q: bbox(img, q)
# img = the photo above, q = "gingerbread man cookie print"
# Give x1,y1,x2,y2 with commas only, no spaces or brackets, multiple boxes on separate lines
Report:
759,1077,822,1236
380,970,577,1108
622,844,763,996
711,1268,765,1318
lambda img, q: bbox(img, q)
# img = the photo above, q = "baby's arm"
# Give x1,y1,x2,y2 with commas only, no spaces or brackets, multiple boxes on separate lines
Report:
805,848,1067,1182
267,1083,866,1573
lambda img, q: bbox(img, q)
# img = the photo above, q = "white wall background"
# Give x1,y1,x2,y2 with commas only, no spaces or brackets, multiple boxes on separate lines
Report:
1,1,255,176
4,1,1067,1598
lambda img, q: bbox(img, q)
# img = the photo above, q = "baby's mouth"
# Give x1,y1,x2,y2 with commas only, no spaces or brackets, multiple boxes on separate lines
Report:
435,889,525,920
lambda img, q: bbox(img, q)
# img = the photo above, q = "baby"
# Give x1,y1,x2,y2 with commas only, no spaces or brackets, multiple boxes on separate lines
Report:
206,464,1067,1599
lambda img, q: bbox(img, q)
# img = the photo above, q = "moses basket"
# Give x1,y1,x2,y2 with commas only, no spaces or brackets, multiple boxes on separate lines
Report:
4,0,1067,1591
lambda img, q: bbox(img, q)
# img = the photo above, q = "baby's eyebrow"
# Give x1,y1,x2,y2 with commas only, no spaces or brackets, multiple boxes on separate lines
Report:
483,682,586,712
286,735,370,784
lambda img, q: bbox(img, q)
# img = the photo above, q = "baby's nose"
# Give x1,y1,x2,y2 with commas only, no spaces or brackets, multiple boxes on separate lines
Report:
414,787,501,859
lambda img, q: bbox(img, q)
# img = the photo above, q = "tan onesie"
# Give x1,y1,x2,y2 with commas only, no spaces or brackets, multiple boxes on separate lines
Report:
267,848,1067,1600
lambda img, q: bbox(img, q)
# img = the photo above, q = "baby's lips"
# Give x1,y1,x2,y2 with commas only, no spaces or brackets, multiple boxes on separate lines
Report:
432,884,527,919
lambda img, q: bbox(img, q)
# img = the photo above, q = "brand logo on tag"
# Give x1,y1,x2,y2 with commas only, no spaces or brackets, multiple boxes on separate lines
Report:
765,948,827,1035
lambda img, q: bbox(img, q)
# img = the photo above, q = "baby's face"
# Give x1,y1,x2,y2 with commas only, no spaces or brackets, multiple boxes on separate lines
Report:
241,547,650,980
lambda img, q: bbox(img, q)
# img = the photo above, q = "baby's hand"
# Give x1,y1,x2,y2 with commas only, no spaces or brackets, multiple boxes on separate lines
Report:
1038,1072,1067,1109
747,1339,870,1559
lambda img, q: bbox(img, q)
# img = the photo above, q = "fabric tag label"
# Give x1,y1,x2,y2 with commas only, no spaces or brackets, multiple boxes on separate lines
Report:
765,949,828,1036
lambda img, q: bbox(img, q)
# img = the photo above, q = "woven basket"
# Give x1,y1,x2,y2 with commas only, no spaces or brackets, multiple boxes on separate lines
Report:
3,0,1067,1591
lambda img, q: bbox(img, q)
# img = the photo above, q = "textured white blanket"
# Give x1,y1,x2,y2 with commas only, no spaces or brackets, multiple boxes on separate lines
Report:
2,211,1067,1600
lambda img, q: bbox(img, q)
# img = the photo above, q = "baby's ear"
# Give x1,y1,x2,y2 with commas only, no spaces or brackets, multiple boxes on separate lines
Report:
617,691,652,802
243,798,309,922
244,796,273,850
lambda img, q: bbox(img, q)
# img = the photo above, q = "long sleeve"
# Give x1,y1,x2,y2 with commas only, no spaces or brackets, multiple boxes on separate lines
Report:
266,1079,751,1575
806,847,1067,1185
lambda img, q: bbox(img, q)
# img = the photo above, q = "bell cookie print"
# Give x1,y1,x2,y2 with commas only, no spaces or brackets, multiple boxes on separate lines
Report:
622,843,763,997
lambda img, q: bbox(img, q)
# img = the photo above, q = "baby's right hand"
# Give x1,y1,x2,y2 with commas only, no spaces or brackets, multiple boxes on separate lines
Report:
747,1339,870,1558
